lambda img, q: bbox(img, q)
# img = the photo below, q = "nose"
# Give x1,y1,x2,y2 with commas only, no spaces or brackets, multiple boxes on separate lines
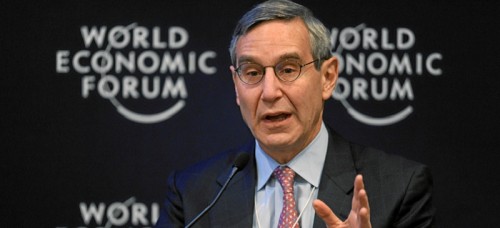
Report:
260,66,283,102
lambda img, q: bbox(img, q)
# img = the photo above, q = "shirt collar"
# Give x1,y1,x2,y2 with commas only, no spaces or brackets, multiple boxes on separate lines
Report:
255,122,329,190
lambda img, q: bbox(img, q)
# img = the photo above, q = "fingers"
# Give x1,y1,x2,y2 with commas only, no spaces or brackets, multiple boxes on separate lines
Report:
354,175,371,227
359,208,371,227
358,189,371,227
354,175,365,191
314,175,371,228
351,175,363,210
313,199,342,226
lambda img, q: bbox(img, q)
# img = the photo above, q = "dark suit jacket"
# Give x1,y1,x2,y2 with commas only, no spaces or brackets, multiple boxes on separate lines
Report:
156,131,435,227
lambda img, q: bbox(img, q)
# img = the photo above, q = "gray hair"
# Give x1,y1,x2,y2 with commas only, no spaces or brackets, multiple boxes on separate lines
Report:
229,0,332,69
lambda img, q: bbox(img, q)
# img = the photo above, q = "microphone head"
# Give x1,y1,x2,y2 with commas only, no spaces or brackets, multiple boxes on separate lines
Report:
233,152,250,170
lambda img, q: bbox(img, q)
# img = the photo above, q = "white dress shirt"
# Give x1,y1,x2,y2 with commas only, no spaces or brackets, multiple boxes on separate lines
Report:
253,122,329,227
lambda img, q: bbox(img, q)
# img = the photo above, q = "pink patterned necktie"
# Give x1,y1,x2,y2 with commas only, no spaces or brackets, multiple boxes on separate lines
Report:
273,166,300,228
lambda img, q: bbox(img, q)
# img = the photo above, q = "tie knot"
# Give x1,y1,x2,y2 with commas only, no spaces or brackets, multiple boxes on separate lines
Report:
273,166,295,193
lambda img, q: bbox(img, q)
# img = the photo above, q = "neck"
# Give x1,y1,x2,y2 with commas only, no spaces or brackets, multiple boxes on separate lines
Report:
266,149,300,164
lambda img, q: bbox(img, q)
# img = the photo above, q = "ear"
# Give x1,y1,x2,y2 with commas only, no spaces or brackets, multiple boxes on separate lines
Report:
230,65,241,106
321,56,339,101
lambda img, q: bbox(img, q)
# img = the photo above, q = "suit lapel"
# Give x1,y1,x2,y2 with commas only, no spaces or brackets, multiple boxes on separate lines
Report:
314,131,357,228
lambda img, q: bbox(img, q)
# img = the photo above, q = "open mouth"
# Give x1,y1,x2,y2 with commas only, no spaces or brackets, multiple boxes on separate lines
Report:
265,113,291,121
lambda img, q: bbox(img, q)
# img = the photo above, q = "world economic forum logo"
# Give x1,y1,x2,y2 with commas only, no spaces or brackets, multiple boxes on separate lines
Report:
56,23,217,124
330,24,443,126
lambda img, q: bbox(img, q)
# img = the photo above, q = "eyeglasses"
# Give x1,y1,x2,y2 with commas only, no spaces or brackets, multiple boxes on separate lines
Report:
234,59,319,85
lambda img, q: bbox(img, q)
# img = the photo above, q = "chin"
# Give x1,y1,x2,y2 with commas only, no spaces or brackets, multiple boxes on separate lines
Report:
258,132,297,149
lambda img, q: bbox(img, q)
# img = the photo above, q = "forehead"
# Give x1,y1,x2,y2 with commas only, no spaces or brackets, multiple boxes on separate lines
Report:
235,18,312,64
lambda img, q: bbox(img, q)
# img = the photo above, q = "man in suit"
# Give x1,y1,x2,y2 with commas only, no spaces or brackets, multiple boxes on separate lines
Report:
156,0,435,227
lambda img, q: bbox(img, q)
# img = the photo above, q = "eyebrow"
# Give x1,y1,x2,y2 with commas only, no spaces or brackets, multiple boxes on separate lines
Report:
236,53,302,65
236,55,255,65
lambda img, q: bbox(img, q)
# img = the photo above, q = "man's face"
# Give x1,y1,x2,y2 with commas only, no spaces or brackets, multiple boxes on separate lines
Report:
231,18,338,160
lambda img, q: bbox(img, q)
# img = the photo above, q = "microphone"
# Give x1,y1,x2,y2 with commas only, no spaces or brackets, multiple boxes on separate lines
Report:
185,152,250,228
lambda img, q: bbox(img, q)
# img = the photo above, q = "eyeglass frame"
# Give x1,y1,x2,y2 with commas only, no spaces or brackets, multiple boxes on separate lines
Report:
233,58,320,85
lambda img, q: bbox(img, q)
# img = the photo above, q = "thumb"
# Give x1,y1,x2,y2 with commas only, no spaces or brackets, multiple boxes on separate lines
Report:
313,199,342,227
